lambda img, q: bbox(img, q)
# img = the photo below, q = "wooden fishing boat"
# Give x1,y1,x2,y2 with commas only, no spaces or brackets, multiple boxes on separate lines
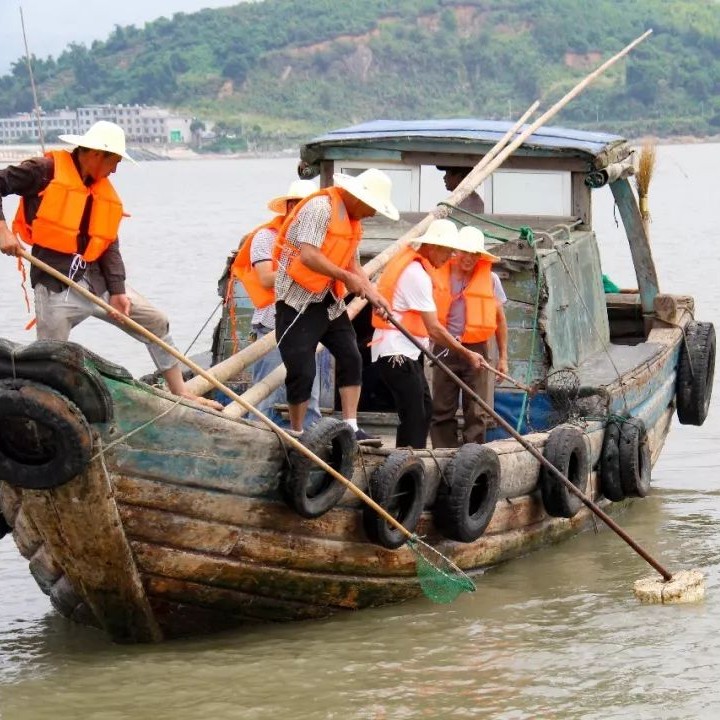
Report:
0,119,714,643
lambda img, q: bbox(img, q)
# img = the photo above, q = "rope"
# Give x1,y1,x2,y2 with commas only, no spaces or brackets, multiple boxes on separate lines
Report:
555,249,629,413
182,300,222,356
90,389,184,461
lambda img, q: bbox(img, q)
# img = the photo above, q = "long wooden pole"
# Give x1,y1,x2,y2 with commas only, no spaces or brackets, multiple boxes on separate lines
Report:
187,100,540,399
17,249,416,540
381,310,673,582
19,6,45,154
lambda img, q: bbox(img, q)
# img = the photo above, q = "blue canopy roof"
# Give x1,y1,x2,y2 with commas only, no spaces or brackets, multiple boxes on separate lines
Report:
302,118,626,160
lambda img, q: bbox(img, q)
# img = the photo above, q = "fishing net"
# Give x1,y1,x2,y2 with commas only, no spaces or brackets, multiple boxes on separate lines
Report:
545,368,611,427
408,536,476,603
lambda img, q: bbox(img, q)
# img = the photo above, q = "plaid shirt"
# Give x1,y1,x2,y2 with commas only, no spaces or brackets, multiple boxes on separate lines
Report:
274,195,347,321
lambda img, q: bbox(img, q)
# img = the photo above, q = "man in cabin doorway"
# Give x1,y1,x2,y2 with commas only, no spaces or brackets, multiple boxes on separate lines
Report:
228,178,323,428
437,166,485,215
430,226,508,448
370,219,485,449
0,120,221,410
273,168,397,442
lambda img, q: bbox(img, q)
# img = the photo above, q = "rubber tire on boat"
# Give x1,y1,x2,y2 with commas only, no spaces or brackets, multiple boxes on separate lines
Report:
540,426,589,518
363,449,425,549
433,443,500,543
0,379,93,490
600,420,625,502
618,418,652,498
282,417,357,519
676,321,715,426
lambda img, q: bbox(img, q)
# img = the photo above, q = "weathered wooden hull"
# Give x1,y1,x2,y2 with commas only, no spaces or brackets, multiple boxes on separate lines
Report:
0,315,683,642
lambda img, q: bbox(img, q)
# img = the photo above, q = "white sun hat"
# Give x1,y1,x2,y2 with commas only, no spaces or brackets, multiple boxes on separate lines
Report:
456,225,499,261
267,179,317,215
332,168,399,220
58,120,135,163
416,218,465,250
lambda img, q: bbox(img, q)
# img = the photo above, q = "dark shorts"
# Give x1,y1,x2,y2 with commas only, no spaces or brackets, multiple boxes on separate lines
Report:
276,297,362,404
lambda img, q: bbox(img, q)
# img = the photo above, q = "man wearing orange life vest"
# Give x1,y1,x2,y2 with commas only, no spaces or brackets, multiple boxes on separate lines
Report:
430,225,508,448
229,178,322,427
273,168,396,440
370,219,485,449
0,121,220,410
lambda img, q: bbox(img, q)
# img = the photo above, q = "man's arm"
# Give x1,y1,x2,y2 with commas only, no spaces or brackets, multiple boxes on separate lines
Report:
495,302,508,375
0,157,52,256
254,260,276,288
419,310,484,371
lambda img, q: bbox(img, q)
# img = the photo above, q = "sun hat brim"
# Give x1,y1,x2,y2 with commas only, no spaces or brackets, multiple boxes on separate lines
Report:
267,196,291,215
333,173,399,221
58,133,136,164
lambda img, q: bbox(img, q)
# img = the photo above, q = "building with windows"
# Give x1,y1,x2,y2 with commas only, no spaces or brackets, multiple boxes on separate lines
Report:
0,105,192,144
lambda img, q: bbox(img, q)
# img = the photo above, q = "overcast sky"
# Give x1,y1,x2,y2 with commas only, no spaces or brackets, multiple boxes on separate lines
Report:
0,0,243,75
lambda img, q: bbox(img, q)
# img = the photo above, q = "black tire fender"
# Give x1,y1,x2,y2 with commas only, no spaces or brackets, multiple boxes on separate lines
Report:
540,425,589,518
433,443,500,543
618,418,652,498
600,420,624,502
677,321,715,426
281,417,357,519
363,450,425,549
0,379,93,490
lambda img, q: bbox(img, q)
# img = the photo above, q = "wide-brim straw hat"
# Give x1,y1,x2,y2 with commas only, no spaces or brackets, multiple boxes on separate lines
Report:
267,179,317,215
333,168,399,220
417,219,466,250
59,120,135,163
456,226,499,261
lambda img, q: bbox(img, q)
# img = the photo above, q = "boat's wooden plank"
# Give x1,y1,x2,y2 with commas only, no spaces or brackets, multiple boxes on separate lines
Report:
144,574,343,622
0,481,21,525
120,496,554,576
28,544,63,594
22,461,163,643
114,475,367,540
610,178,659,316
10,506,43,559
131,541,422,609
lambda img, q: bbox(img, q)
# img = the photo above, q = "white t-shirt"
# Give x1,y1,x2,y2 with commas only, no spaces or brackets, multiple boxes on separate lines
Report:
371,261,436,362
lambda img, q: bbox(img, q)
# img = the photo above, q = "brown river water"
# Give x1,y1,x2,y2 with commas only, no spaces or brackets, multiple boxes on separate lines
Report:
0,146,719,719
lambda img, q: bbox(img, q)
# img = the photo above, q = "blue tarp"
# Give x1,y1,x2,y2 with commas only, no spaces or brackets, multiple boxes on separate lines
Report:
305,119,625,159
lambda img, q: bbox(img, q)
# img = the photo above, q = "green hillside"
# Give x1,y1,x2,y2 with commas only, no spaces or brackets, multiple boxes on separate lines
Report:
1,0,719,148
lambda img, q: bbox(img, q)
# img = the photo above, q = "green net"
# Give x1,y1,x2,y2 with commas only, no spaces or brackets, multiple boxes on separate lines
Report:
408,536,476,604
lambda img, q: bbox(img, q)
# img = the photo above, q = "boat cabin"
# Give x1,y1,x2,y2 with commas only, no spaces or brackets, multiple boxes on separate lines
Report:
295,119,651,437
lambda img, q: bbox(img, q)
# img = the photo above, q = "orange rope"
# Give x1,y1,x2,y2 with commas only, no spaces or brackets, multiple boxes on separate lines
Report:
16,256,36,329
224,277,239,355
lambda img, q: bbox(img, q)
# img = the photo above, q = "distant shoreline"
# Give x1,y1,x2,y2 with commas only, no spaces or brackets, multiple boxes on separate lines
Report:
2,133,719,164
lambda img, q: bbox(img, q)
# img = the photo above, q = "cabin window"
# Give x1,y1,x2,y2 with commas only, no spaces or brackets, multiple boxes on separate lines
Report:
486,169,572,216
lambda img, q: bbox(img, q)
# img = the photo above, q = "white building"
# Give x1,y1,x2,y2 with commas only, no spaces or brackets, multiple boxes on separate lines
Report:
0,105,193,144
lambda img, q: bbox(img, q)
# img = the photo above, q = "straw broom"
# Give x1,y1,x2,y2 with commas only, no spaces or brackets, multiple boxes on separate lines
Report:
634,141,656,240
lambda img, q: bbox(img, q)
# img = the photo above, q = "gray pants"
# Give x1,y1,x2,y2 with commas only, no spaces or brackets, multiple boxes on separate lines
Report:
34,279,178,372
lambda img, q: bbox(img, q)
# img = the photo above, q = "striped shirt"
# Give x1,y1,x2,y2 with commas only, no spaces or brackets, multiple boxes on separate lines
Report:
274,195,347,321
249,226,278,330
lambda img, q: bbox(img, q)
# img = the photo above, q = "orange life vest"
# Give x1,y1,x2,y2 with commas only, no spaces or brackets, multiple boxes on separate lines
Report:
432,258,497,343
273,187,362,299
371,246,434,338
229,216,284,309
12,150,124,262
